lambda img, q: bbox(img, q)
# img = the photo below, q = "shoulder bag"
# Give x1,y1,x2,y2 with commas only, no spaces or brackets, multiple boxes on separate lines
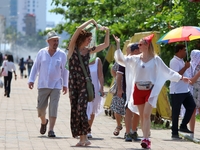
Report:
0,78,3,88
76,49,95,102
109,80,117,95
2,62,8,76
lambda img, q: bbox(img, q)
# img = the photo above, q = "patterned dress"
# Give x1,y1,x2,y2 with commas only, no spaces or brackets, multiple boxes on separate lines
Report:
68,48,94,138
193,64,200,108
110,63,126,115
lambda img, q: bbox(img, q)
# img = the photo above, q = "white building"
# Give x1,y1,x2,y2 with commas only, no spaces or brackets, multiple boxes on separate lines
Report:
0,0,46,34
18,0,46,34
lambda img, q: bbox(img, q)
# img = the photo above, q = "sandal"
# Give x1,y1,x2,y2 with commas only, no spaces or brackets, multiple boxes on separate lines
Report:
84,140,91,146
40,119,48,134
75,140,91,147
76,142,85,147
113,125,123,136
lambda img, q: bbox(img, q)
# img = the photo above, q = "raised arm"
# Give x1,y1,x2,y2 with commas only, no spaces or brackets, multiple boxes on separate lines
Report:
113,34,126,66
113,34,120,50
68,19,98,59
91,27,110,53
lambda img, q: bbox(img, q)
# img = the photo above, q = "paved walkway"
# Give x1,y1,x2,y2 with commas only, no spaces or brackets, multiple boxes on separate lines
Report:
0,70,200,150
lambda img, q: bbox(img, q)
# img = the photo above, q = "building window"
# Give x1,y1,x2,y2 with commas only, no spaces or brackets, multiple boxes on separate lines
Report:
33,9,35,12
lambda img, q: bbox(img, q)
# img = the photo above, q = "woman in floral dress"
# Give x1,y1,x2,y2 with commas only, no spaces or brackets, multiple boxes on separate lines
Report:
187,49,200,138
68,19,109,146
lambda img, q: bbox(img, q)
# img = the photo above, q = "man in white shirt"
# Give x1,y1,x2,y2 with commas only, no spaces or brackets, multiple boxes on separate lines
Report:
169,44,196,139
28,31,68,137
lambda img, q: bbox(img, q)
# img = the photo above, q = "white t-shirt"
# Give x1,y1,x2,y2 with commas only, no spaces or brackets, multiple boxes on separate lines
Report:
2,60,16,72
169,56,189,94
135,58,156,84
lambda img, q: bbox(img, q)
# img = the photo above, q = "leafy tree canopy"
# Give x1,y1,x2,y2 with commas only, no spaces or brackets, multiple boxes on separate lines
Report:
50,0,200,46
49,0,200,85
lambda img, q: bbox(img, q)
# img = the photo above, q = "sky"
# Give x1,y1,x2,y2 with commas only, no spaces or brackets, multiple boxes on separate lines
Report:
46,0,64,25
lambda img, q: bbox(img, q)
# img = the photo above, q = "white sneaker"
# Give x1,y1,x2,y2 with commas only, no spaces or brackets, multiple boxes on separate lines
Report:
87,133,93,138
189,133,194,139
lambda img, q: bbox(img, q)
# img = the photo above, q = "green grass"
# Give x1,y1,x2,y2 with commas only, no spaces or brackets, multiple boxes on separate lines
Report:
196,114,200,122
150,114,200,130
151,120,171,129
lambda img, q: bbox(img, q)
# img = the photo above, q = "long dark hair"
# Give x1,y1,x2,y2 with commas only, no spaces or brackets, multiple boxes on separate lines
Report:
7,55,14,62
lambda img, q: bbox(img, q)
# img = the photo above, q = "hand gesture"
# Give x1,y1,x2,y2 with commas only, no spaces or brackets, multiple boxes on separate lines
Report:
113,34,120,44
91,19,98,29
182,77,191,84
100,26,109,31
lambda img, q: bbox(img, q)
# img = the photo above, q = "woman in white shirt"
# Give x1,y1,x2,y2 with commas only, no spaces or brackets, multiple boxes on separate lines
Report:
1,55,17,97
113,34,190,149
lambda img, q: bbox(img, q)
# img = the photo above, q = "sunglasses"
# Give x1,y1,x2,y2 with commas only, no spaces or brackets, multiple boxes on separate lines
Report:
138,44,143,46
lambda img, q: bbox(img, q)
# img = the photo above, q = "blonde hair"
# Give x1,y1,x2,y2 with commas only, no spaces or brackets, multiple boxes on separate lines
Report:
149,42,155,56
142,39,155,56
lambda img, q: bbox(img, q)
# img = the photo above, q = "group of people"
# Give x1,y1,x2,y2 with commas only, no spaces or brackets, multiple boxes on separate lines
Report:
27,19,109,146
112,34,200,149
0,54,34,98
18,56,34,78
4,18,196,149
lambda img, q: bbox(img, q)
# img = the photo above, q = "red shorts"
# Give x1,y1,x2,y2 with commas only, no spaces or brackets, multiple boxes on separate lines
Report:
133,84,151,105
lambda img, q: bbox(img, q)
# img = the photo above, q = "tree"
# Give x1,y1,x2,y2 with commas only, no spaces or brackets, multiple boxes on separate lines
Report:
49,0,163,44
48,0,200,84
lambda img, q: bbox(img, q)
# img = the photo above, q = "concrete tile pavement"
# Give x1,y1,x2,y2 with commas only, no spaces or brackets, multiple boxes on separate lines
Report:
0,71,200,149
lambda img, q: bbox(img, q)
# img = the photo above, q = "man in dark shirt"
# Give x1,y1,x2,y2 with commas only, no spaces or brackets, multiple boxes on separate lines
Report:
26,55,34,77
0,52,3,67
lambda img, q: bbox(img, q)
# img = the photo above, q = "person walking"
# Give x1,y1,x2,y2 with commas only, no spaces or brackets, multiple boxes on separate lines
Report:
110,61,124,137
169,44,196,140
28,30,68,137
113,34,191,149
0,55,17,97
111,43,141,141
26,55,34,77
87,57,104,138
123,43,141,142
19,57,26,78
0,52,3,67
67,19,109,146
183,49,200,139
